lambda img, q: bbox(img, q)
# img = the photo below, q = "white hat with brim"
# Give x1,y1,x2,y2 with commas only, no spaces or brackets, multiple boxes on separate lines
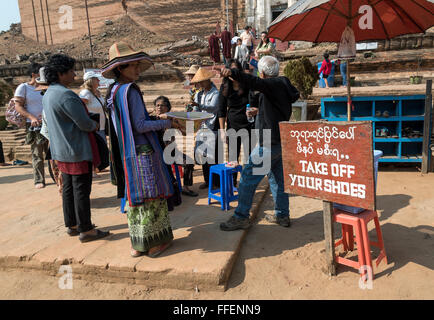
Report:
83,71,102,81
101,42,153,79
35,67,49,91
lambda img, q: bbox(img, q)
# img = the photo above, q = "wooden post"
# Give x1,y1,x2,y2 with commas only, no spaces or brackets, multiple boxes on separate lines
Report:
323,201,336,276
422,80,433,174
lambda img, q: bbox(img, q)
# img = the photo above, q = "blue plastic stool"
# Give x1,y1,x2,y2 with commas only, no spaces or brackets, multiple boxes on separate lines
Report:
225,165,242,210
208,164,242,210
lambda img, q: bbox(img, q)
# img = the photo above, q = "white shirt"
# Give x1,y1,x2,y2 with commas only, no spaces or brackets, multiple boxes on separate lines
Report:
14,83,43,122
79,89,105,130
235,44,249,63
240,31,253,47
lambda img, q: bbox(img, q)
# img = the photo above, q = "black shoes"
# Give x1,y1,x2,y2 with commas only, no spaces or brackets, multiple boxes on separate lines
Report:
220,216,250,231
265,215,291,228
79,229,110,243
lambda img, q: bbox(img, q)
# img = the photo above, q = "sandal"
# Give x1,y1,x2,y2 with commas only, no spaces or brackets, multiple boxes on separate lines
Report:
148,241,172,258
79,229,110,243
130,249,144,258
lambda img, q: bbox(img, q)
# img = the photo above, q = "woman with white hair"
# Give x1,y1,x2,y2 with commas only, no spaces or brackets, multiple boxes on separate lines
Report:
219,56,300,231
79,71,106,143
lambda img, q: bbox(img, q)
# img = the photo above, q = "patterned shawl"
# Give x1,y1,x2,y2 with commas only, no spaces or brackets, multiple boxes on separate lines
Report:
107,83,173,207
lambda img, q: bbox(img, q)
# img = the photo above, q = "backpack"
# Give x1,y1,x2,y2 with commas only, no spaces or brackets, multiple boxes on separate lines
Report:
5,98,26,128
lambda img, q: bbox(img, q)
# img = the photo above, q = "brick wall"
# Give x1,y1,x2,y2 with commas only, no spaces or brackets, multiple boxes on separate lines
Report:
19,0,124,45
18,0,229,44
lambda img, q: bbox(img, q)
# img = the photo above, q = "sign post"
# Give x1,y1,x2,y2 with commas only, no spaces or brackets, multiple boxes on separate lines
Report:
279,121,375,275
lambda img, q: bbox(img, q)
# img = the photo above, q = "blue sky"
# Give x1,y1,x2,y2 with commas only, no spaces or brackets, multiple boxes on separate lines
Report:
0,0,21,32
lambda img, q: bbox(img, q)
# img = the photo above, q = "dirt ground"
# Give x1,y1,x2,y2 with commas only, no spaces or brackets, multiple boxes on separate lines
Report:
0,163,433,300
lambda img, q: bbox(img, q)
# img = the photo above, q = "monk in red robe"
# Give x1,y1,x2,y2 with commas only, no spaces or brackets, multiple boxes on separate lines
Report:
208,32,221,64
220,27,232,64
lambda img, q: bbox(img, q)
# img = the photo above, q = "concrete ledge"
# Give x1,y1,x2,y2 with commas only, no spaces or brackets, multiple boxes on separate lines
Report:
0,166,269,291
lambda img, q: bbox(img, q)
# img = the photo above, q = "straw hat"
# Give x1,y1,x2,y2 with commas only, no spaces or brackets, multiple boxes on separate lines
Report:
184,64,200,75
35,67,49,91
189,68,215,84
101,42,153,79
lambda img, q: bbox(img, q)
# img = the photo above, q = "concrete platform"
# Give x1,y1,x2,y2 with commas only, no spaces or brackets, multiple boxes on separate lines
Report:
0,164,269,291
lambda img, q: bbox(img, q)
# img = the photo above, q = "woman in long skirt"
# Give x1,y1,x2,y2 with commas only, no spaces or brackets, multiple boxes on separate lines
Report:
102,42,178,257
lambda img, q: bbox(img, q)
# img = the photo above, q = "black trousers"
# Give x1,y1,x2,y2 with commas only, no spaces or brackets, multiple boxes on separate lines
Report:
0,140,5,163
227,127,253,186
62,163,93,233
183,163,194,187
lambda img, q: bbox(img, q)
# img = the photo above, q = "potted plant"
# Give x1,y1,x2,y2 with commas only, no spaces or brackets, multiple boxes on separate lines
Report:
410,57,423,84
283,57,320,120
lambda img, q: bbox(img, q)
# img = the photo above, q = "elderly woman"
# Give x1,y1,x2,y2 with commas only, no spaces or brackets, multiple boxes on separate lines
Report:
102,42,178,258
79,71,106,142
42,54,109,242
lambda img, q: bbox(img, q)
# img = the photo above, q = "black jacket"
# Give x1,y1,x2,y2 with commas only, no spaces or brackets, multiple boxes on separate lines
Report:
230,68,300,146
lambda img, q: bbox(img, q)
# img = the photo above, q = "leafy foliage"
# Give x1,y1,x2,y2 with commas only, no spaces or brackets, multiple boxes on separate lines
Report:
283,57,319,99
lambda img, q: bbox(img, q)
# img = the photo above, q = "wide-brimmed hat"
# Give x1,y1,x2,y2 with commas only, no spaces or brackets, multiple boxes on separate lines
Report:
190,68,215,84
101,42,153,79
35,67,49,91
184,64,200,75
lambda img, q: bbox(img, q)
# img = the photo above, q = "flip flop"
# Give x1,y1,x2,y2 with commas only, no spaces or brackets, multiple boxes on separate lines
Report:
148,241,172,258
79,229,110,243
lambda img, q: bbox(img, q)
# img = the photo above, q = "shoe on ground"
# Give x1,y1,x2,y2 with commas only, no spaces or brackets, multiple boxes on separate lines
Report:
79,229,110,243
67,224,96,236
220,216,250,231
265,215,291,228
182,189,198,197
130,249,145,258
199,183,209,190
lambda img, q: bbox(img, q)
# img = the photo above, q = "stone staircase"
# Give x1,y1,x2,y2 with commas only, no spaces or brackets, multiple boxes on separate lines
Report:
128,0,221,40
0,129,29,161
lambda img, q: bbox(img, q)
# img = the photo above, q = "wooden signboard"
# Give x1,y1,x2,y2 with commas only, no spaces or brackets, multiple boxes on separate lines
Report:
280,121,376,211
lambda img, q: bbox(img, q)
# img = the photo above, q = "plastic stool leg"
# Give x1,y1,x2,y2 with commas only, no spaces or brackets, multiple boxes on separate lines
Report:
353,219,368,278
221,171,227,211
120,197,126,213
208,170,213,205
347,225,355,251
373,216,388,266
360,219,374,280
341,224,349,251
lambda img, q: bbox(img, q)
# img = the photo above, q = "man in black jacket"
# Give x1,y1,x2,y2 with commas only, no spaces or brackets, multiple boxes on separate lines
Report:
220,55,300,231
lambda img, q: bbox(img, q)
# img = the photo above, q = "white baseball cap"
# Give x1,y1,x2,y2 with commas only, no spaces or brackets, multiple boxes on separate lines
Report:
83,71,101,81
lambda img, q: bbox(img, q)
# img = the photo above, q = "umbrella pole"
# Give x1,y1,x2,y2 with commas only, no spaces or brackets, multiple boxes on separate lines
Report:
347,60,352,121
